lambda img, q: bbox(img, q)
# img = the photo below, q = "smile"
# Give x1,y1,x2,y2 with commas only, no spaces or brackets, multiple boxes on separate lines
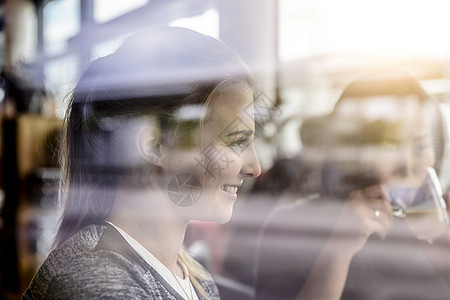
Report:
221,185,239,195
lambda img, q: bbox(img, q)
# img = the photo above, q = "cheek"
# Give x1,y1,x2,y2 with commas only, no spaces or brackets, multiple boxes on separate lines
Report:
165,149,201,174
200,148,241,182
416,149,436,169
413,142,436,170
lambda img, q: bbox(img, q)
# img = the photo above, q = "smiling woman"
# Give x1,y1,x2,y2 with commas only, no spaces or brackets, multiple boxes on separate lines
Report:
23,27,260,300
254,71,450,300
161,81,259,225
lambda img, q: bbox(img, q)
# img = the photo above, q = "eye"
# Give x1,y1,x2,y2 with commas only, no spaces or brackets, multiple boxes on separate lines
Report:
230,137,249,149
413,137,433,155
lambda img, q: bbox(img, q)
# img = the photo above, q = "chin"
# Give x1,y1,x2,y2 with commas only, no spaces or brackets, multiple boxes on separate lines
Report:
190,212,233,224
200,202,235,224
213,202,235,224
187,191,237,223
214,213,233,224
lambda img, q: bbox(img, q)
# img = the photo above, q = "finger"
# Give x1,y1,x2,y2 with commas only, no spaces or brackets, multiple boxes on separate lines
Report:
362,184,393,205
346,187,392,239
375,210,391,238
349,189,365,201
351,186,392,218
380,198,394,220
368,217,390,240
350,207,389,241
360,204,391,239
371,199,393,219
364,210,390,239
362,184,386,200
378,184,391,203
362,184,394,222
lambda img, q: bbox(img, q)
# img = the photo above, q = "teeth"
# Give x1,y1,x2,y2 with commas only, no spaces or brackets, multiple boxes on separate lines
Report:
221,185,238,195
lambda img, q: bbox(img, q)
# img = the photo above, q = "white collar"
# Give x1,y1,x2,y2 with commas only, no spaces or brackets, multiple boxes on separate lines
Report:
105,221,199,300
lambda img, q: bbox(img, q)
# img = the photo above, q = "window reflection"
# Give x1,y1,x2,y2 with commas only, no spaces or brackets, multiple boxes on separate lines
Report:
93,0,149,23
43,0,80,56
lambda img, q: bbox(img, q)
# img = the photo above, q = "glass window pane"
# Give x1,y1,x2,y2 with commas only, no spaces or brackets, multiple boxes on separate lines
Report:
279,0,450,62
94,0,149,23
44,55,79,117
91,36,125,60
43,0,80,56
169,8,220,39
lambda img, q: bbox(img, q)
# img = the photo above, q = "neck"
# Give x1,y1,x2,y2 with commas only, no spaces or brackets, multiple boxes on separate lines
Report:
107,187,188,276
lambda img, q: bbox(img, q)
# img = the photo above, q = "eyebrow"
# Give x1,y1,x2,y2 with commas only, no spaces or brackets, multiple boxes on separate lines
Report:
225,130,254,137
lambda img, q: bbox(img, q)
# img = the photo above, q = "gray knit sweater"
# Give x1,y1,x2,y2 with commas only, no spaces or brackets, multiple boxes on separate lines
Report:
22,223,220,299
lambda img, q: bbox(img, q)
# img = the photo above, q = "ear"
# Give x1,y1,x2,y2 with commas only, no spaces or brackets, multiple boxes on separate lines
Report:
136,125,164,167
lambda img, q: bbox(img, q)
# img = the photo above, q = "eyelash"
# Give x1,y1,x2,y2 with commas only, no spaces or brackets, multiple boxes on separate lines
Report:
230,137,249,149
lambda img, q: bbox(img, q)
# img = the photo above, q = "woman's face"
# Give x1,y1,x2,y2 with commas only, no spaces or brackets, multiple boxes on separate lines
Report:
334,96,436,188
163,83,261,223
378,98,436,187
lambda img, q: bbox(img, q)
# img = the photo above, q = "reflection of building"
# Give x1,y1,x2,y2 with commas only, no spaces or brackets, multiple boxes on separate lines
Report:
1,0,450,299
0,1,277,298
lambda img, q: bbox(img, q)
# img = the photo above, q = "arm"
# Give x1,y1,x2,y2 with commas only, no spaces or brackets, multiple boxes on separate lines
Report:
297,184,392,300
295,239,354,300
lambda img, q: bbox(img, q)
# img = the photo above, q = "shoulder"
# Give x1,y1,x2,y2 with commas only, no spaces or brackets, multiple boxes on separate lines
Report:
23,224,151,299
24,257,150,299
198,278,220,300
196,266,220,299
181,255,220,299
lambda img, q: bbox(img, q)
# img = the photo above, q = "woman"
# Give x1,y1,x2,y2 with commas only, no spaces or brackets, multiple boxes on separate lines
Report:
23,27,261,299
255,71,450,299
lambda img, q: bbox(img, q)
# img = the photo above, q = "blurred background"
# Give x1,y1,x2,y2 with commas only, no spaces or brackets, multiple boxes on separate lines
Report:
1,0,450,299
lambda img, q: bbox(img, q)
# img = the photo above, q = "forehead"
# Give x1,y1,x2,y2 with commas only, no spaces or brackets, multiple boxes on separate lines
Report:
205,83,253,120
212,83,253,107
335,96,434,134
198,83,254,142
336,96,429,117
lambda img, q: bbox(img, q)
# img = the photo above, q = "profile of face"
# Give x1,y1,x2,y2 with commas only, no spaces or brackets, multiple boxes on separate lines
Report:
156,83,261,224
328,95,437,203
57,27,260,248
334,95,449,239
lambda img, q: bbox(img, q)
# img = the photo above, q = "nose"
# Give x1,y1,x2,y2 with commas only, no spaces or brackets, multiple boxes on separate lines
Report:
240,143,261,178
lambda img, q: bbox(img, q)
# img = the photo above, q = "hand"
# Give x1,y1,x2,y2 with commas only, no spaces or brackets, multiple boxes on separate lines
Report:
330,184,393,256
297,184,393,300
